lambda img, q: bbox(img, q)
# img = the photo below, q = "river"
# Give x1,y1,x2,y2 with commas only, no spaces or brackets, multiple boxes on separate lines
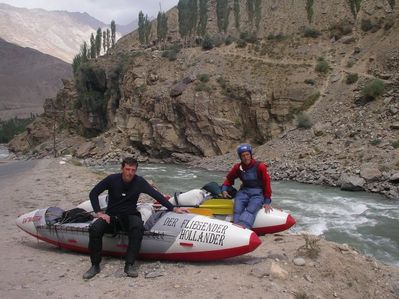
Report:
93,162,399,267
2,142,397,267
0,144,9,159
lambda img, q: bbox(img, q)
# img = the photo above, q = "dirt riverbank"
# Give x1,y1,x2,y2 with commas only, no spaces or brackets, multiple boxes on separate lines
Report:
0,157,398,299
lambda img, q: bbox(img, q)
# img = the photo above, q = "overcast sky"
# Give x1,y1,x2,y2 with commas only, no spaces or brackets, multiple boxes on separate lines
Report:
1,0,179,25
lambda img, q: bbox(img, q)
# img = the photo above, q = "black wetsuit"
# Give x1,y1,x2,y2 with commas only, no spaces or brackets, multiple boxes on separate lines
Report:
88,174,174,265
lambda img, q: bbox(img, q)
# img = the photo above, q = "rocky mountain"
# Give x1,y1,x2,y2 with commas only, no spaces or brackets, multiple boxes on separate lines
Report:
0,3,134,63
9,0,399,199
0,38,72,120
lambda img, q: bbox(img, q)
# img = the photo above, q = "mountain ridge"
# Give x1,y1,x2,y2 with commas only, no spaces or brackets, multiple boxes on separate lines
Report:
0,3,137,62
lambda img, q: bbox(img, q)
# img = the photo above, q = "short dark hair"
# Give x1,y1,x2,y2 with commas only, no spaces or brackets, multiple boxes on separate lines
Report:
121,157,138,168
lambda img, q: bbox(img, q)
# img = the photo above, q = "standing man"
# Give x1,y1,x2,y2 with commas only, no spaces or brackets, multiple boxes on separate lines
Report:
83,157,188,280
221,144,272,229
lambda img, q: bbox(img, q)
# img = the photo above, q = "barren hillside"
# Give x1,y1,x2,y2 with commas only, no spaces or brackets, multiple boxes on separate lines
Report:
8,0,399,198
0,38,72,120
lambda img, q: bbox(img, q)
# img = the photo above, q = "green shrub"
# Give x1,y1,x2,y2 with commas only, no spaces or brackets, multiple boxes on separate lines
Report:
361,19,374,32
225,35,235,45
195,81,210,92
294,292,311,299
212,34,225,47
392,139,399,149
240,32,257,43
304,79,315,85
0,116,35,143
330,21,353,40
197,73,210,82
167,49,178,61
303,28,321,38
346,60,355,68
202,35,214,50
296,112,313,129
161,50,169,58
216,77,227,89
267,33,287,41
236,39,247,48
362,79,385,99
74,98,83,109
162,44,181,61
303,92,320,110
315,59,329,73
384,17,395,30
370,139,382,146
162,49,178,61
346,73,359,84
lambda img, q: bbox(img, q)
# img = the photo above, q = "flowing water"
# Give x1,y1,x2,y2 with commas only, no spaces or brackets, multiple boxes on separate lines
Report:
3,143,395,265
93,162,399,267
0,144,9,159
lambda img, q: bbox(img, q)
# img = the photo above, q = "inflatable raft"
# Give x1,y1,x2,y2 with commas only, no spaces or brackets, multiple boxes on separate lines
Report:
164,188,296,235
77,191,296,236
16,205,261,261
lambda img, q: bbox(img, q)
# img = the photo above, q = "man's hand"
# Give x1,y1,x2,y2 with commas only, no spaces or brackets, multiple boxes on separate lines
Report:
96,211,111,223
263,204,273,213
222,191,231,198
173,207,189,214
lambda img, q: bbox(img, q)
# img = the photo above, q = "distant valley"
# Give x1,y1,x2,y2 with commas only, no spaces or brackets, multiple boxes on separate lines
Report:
0,3,136,63
0,3,137,120
0,38,72,120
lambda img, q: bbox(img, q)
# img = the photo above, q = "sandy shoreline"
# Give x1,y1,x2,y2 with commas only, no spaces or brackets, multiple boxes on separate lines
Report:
1,158,398,298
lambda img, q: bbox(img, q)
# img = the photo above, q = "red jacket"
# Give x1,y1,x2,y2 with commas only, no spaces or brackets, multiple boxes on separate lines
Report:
223,159,272,199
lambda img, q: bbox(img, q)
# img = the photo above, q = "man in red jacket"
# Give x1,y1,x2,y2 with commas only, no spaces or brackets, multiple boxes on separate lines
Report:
222,144,272,228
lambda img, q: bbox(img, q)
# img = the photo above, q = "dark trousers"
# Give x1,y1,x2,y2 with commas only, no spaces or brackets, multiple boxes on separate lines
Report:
88,214,144,265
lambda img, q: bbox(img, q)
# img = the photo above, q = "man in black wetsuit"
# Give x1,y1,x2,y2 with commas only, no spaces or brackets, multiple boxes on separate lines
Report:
83,157,188,279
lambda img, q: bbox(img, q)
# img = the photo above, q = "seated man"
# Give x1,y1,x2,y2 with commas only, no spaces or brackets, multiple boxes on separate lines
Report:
221,144,272,229
83,157,188,280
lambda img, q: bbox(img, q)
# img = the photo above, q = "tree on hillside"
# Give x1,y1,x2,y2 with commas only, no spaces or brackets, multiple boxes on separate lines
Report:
81,42,88,63
246,0,255,30
216,0,230,33
72,53,82,75
197,0,208,36
138,11,145,44
144,14,152,44
157,11,168,42
157,12,162,41
72,42,88,75
306,0,314,24
111,20,116,47
161,12,168,39
178,0,190,40
106,29,110,50
188,0,198,37
95,27,102,56
90,33,96,58
255,0,262,31
234,0,240,31
347,0,362,18
102,30,106,53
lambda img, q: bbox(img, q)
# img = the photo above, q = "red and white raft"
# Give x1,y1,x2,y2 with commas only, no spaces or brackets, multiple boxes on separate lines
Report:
164,189,296,235
214,208,296,236
16,206,261,261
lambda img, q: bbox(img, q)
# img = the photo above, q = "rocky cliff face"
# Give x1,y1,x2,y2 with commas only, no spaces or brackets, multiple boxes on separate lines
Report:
9,0,399,198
